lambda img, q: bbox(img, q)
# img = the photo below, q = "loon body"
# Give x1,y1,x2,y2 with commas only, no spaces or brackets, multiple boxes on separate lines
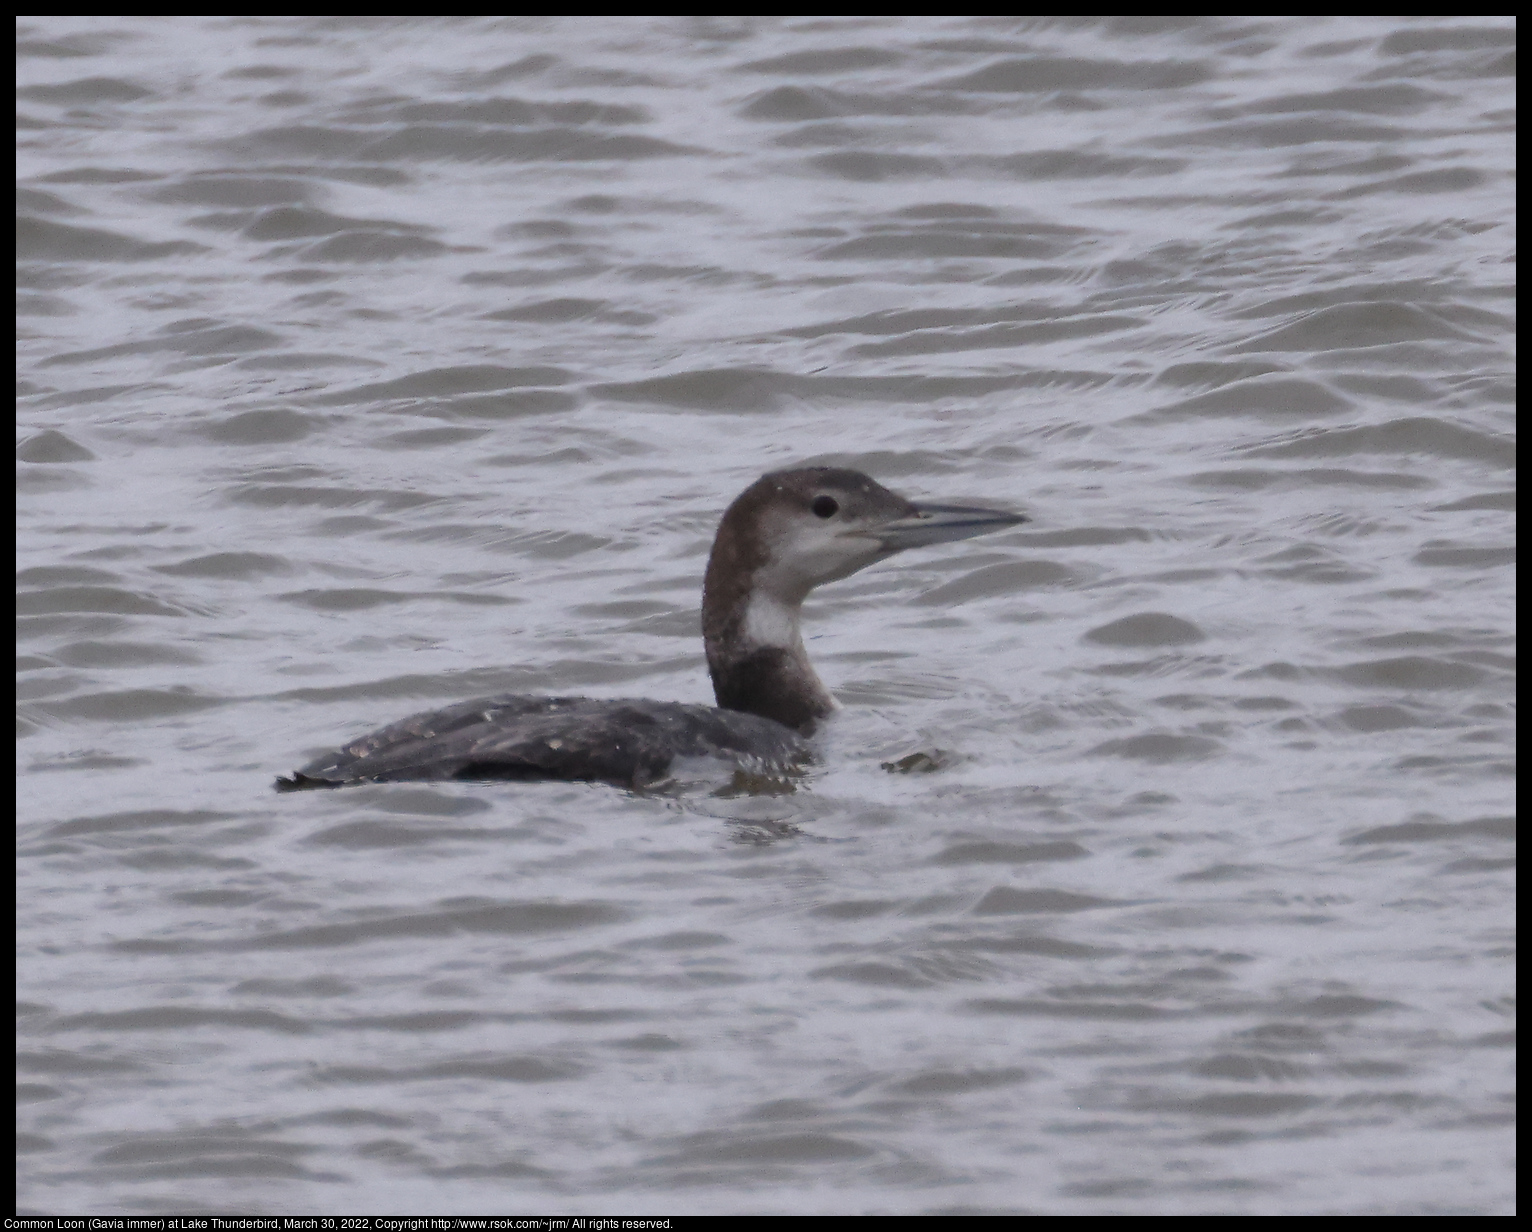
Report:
276,467,1025,791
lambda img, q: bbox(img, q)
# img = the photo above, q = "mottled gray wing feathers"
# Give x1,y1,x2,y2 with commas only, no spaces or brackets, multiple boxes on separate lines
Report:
276,694,809,790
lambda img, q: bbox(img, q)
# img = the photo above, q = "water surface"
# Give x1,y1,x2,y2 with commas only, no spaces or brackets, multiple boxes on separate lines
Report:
18,15,1515,1215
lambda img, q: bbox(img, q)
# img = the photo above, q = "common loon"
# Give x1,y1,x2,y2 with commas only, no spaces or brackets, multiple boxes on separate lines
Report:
275,467,1025,792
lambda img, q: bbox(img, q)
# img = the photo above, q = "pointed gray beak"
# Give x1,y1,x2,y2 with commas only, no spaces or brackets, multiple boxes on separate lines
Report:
873,501,1028,552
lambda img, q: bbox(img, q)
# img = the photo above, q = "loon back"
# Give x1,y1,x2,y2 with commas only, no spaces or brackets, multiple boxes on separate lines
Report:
277,466,1025,791
276,694,809,791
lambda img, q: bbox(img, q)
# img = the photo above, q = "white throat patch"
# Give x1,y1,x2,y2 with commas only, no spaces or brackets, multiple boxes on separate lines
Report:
742,590,803,651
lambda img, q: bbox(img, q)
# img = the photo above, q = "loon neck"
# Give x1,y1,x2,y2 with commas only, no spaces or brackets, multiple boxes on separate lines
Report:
704,588,837,733
702,504,836,734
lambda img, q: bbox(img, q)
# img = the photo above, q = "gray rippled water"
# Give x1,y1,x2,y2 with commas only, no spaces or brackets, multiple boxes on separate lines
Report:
17,15,1514,1216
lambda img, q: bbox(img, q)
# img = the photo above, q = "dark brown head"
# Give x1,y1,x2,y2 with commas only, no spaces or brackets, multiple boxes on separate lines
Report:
701,467,1026,731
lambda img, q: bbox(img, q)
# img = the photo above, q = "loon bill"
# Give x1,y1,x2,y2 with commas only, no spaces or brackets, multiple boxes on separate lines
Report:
276,467,1026,792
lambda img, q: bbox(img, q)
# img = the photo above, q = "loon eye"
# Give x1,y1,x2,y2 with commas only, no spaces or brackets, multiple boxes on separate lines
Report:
811,495,839,519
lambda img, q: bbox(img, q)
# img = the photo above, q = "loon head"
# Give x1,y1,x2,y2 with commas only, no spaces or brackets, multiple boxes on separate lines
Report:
702,467,1027,731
